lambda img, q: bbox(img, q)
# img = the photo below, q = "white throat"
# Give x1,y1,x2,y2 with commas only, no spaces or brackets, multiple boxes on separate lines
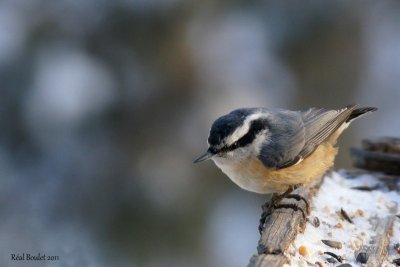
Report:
211,130,271,193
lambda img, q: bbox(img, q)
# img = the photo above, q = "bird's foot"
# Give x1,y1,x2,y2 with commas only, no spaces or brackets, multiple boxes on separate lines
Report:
274,203,306,220
285,194,310,214
258,185,308,234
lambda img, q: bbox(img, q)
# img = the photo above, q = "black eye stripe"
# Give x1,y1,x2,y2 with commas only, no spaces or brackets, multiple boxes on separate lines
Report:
219,119,268,152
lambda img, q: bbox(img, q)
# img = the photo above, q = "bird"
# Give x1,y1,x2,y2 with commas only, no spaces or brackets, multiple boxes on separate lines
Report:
194,104,377,231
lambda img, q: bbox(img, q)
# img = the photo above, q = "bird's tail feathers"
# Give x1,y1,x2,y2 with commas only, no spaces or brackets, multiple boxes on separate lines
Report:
346,106,378,122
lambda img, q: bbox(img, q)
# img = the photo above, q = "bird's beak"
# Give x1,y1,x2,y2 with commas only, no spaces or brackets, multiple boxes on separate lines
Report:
193,151,215,163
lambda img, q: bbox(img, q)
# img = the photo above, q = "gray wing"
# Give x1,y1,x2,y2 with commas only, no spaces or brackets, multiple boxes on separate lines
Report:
258,105,357,169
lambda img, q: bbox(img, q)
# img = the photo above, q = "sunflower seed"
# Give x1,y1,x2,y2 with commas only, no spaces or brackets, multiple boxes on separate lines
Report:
321,240,342,249
340,208,354,224
323,251,343,262
326,257,336,263
312,216,320,228
356,252,368,263
351,184,379,191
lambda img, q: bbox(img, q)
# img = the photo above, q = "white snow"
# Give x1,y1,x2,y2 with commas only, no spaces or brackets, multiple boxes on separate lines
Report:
284,171,400,267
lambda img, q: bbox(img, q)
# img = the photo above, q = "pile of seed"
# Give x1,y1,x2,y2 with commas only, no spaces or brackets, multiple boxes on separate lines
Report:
284,171,400,267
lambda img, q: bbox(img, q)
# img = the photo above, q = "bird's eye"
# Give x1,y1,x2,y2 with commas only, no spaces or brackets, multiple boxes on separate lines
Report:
208,147,217,154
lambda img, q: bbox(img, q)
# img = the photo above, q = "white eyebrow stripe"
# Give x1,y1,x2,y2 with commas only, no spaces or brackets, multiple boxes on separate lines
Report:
225,112,267,146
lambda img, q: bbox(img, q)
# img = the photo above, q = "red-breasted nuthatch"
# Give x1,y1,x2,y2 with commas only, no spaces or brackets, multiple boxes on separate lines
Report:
194,105,376,228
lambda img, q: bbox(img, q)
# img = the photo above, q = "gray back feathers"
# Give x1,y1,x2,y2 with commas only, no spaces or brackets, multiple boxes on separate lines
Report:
258,104,377,169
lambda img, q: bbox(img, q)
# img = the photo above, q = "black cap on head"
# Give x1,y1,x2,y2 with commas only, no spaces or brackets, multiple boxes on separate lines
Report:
207,109,255,147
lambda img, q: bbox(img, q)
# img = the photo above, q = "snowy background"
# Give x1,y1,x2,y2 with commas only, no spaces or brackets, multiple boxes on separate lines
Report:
0,1,400,267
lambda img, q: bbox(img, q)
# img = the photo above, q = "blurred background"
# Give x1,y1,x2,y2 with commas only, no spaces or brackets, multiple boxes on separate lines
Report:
1,1,400,266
